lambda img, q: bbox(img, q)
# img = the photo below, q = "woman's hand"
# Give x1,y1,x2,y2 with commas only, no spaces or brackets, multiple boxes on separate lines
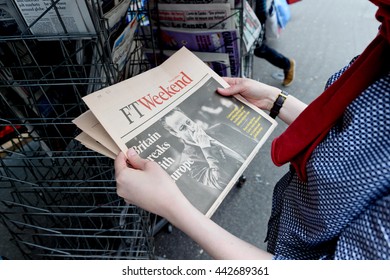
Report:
217,77,281,111
115,148,187,218
218,77,307,125
115,148,274,260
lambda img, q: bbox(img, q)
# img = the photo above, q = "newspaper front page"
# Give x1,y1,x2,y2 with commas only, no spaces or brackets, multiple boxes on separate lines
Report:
157,3,234,30
13,0,95,35
158,0,235,7
243,0,262,53
78,47,277,217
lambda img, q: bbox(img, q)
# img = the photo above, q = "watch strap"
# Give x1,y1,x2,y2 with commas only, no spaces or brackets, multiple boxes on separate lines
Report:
270,90,289,119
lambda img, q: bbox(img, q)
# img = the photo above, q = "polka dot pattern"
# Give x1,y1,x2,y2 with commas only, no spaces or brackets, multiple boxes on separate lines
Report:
267,61,390,259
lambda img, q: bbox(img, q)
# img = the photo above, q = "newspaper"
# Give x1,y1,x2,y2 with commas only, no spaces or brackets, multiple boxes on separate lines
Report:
157,3,234,30
75,131,118,159
74,47,277,217
242,0,262,53
160,27,240,77
0,0,27,35
158,0,235,8
13,0,95,36
103,0,131,33
73,110,120,156
143,48,231,77
111,16,138,72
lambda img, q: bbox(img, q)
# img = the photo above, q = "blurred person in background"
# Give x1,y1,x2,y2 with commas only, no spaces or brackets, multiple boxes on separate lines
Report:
254,0,296,86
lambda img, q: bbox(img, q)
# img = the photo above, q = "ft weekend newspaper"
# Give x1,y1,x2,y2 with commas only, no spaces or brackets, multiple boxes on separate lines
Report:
75,47,277,217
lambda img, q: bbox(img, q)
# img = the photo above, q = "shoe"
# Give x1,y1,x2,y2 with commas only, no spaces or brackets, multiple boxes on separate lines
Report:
283,59,295,86
253,46,262,58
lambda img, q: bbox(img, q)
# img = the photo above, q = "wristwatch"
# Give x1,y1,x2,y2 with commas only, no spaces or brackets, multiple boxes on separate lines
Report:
269,90,289,119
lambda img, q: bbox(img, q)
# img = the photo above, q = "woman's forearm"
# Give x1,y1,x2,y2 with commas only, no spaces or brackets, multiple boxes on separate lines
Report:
266,87,307,125
165,198,274,260
279,94,307,125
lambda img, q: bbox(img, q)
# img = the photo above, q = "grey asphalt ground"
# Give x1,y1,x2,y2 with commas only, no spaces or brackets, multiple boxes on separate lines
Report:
0,0,380,260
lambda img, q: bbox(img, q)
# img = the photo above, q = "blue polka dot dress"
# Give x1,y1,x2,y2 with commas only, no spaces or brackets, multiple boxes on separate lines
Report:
266,59,390,260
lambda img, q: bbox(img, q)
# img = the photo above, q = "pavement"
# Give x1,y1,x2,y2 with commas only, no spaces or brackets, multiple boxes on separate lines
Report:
0,0,380,260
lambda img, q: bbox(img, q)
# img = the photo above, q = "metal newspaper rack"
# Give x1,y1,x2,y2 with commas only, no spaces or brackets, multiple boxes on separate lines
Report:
0,0,157,259
0,0,257,259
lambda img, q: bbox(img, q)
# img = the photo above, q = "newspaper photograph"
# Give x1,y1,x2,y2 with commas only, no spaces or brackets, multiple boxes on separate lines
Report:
157,3,234,30
79,47,277,216
159,27,240,76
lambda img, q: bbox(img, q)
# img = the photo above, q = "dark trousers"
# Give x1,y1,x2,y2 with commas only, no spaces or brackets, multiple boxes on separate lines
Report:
254,43,291,71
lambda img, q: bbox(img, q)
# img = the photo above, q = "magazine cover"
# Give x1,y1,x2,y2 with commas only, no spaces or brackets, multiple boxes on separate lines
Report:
158,0,234,5
76,47,277,217
157,3,234,29
159,27,240,76
143,49,231,77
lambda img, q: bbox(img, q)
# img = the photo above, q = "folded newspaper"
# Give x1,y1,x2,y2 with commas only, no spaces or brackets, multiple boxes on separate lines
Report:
73,47,277,217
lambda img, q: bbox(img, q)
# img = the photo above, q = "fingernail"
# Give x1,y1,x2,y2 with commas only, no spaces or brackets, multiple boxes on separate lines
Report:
127,148,137,156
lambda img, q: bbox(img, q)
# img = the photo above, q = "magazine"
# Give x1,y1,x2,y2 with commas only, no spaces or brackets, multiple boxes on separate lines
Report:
157,3,234,30
157,0,235,7
143,48,231,77
159,27,240,77
74,47,277,217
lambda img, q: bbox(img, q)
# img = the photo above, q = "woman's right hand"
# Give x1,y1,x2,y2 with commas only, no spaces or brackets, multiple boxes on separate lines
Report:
217,77,281,112
115,149,274,260
115,148,188,219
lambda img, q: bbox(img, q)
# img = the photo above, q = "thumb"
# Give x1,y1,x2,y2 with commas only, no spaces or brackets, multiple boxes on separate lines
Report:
126,148,149,170
217,82,244,97
217,86,241,97
114,151,128,176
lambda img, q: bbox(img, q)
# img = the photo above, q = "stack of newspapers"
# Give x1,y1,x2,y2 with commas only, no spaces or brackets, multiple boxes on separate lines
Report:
145,0,261,77
73,47,276,216
3,0,139,75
